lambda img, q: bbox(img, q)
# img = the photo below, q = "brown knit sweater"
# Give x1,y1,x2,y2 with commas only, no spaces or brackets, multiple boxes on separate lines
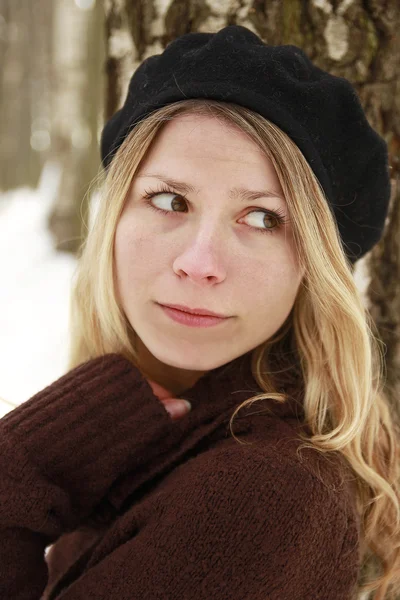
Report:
0,352,361,599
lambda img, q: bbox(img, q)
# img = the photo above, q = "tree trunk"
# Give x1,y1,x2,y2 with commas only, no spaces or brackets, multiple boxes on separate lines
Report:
0,0,46,191
47,0,105,253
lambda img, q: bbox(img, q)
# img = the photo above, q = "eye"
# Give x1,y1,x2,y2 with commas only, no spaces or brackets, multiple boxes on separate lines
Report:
142,185,289,236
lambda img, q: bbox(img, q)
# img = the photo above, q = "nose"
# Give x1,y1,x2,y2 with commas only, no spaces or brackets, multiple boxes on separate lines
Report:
172,226,227,284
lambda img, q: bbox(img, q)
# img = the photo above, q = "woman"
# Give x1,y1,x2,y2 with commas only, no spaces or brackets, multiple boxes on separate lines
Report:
1,25,399,600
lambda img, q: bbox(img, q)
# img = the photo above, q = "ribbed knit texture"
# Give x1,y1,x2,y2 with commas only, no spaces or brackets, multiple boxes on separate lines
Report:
0,352,361,599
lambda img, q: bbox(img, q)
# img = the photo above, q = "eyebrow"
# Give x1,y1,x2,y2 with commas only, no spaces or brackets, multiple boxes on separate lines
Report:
136,173,285,203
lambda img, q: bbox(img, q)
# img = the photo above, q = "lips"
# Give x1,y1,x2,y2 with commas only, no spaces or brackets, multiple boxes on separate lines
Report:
158,303,228,319
159,304,229,328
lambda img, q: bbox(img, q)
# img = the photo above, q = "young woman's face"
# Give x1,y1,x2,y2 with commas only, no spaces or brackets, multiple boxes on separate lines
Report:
114,114,304,394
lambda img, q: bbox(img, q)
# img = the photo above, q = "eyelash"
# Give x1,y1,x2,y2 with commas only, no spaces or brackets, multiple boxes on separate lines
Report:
142,184,289,236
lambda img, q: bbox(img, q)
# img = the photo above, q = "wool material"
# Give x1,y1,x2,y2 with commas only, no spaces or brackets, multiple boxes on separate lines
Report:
0,352,361,599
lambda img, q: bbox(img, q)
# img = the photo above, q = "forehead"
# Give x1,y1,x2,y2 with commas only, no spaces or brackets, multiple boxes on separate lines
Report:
143,113,261,157
136,114,283,192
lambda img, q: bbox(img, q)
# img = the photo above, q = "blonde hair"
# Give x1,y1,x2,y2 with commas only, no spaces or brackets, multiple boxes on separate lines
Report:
68,99,400,599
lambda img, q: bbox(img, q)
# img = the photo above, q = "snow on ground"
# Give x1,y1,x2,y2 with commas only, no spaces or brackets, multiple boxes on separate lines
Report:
0,162,78,416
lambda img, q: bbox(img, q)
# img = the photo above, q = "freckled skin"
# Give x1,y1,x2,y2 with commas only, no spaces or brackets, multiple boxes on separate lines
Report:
114,114,304,396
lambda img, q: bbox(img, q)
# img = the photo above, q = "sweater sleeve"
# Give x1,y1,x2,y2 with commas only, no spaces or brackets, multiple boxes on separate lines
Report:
0,354,179,600
56,446,360,600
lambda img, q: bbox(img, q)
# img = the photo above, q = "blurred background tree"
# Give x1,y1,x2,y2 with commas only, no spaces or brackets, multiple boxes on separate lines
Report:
0,0,105,252
47,0,105,252
0,0,51,190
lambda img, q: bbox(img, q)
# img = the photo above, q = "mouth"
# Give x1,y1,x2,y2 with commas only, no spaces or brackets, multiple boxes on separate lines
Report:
157,303,231,328
157,302,230,319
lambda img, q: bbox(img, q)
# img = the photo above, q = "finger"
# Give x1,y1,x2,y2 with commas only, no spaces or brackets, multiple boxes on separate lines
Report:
146,379,172,400
162,399,192,420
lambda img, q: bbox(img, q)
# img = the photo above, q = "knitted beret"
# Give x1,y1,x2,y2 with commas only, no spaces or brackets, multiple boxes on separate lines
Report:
100,25,391,265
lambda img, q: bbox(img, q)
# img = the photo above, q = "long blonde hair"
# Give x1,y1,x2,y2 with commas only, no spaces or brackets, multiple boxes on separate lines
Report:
68,99,400,599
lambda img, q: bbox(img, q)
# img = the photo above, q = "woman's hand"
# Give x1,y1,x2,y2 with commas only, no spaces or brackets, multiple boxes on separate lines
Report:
146,379,191,421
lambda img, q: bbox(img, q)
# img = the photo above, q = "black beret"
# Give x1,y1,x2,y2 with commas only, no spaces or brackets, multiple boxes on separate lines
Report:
101,25,391,265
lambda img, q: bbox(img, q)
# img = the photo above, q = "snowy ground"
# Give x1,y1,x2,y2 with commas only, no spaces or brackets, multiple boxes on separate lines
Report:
0,162,78,417
0,161,370,418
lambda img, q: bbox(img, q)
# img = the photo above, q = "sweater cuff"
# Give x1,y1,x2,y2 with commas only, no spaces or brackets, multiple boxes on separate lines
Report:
0,354,176,523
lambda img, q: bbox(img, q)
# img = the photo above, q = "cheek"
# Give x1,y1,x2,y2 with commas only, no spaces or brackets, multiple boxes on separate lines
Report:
114,217,165,284
114,220,153,315
240,254,301,315
114,219,141,285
